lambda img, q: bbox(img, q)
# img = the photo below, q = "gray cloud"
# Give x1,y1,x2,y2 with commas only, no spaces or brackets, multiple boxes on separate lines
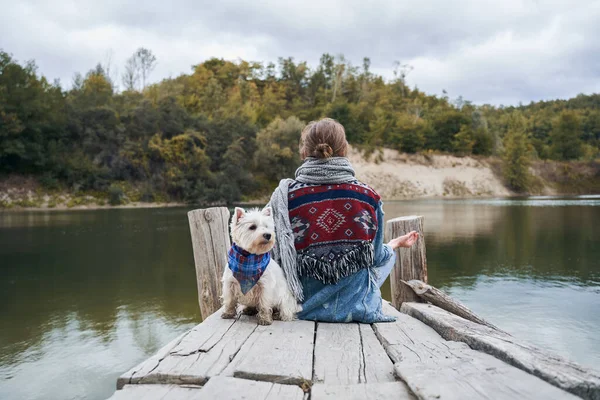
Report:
1,0,599,105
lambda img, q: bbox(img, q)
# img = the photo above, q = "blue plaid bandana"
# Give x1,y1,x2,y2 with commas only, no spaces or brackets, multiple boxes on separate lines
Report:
228,243,270,294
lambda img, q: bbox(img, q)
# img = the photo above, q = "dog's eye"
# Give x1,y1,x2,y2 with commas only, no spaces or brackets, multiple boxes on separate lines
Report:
249,225,257,230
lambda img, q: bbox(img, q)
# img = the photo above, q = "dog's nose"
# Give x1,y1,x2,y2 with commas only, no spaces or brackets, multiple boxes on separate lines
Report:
263,233,272,240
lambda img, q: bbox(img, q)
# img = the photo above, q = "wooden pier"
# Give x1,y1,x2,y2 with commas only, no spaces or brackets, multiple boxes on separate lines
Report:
108,208,600,400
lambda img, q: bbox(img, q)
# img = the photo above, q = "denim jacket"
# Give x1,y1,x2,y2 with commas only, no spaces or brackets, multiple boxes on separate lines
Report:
297,201,396,323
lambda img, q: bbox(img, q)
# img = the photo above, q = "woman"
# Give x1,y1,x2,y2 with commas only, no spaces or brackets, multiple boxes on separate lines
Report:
268,118,419,323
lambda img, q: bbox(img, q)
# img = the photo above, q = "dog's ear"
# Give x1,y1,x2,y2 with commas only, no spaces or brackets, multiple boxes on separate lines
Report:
233,207,245,225
262,206,272,217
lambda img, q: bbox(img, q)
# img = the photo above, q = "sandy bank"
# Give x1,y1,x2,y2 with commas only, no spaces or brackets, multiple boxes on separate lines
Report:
349,148,515,199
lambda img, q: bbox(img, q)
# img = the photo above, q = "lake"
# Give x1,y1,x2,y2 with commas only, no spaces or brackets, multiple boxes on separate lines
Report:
1,197,599,400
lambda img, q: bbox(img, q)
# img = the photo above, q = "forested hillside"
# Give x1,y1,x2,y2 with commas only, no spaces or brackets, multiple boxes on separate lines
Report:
1,48,599,206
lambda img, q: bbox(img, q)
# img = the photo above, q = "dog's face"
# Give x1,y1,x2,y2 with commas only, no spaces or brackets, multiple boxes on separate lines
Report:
231,207,275,255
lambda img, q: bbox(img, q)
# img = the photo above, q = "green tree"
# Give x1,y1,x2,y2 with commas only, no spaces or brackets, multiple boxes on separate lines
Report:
452,125,475,156
253,116,304,183
503,114,532,192
0,51,66,173
550,111,583,160
427,110,470,152
391,114,426,153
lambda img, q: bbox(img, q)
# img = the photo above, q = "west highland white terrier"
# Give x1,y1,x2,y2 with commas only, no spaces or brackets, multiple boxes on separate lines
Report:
221,207,300,325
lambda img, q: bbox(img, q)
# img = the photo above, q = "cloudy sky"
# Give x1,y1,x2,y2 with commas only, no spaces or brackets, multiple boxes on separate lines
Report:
1,0,599,105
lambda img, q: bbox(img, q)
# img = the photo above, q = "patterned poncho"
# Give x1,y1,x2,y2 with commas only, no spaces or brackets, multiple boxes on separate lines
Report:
228,243,270,294
288,180,380,284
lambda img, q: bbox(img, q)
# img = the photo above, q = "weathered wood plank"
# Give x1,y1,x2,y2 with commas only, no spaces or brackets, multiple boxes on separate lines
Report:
314,323,363,384
358,324,396,383
375,303,578,399
373,302,471,365
401,279,501,331
402,302,600,400
107,384,201,400
170,310,238,355
385,216,427,308
117,331,190,389
396,355,580,400
311,382,415,400
223,319,314,385
135,315,258,385
200,376,304,400
188,207,231,319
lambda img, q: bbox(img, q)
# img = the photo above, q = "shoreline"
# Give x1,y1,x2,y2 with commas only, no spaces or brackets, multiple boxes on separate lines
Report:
0,201,188,212
1,192,598,213
2,150,598,213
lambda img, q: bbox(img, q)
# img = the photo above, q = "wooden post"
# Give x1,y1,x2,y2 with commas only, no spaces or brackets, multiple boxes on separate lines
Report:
385,216,427,309
188,207,231,320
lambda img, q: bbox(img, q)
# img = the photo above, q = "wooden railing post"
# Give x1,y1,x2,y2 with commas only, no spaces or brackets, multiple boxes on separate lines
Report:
385,215,428,309
188,207,231,320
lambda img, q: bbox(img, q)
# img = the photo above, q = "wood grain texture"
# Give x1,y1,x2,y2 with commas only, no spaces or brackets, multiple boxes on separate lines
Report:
401,279,501,331
170,310,238,356
396,355,580,400
108,384,202,400
117,331,190,389
314,323,363,384
385,216,427,308
311,382,415,400
374,302,471,365
188,207,231,319
200,376,304,400
402,302,600,400
358,324,396,383
223,319,315,385
135,315,258,385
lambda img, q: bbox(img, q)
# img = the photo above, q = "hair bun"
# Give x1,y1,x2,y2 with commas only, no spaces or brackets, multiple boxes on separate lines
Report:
315,143,333,158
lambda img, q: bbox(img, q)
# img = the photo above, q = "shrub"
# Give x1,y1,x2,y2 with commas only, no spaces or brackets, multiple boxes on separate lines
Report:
108,185,125,206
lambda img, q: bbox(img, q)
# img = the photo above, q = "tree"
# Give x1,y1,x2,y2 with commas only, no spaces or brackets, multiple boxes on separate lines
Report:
122,48,156,91
471,127,493,155
427,110,470,152
122,55,139,91
0,51,67,173
452,125,475,156
136,48,157,90
550,110,583,160
503,114,531,192
391,113,426,153
253,116,304,182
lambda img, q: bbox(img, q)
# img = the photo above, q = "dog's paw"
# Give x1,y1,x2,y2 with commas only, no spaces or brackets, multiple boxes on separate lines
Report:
278,312,295,322
242,307,258,316
221,311,237,319
257,316,273,325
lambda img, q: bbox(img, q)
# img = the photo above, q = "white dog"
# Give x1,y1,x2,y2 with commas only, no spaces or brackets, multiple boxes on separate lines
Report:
221,207,300,325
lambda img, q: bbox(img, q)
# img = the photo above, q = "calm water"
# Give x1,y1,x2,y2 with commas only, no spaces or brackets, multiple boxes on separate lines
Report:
1,197,599,399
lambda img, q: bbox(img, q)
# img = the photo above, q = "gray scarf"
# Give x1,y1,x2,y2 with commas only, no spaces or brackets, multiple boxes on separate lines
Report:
267,157,356,301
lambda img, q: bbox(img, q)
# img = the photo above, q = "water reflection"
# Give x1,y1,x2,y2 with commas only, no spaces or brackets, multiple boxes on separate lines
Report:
0,198,599,400
383,198,600,285
0,208,200,400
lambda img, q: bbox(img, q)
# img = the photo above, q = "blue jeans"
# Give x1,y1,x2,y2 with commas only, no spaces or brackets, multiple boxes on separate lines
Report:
374,244,396,288
297,244,398,323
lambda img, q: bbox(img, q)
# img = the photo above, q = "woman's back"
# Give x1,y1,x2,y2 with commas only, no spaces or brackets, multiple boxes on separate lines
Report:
268,118,418,323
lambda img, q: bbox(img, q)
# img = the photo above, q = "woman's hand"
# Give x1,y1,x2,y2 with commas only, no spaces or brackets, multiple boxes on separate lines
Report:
387,231,419,250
